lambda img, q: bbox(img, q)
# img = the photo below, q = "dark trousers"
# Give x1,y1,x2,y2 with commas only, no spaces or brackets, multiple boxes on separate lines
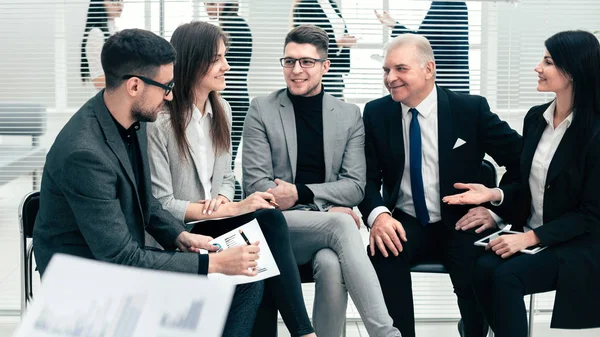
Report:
368,209,489,337
474,249,558,337
194,209,314,337
224,282,264,337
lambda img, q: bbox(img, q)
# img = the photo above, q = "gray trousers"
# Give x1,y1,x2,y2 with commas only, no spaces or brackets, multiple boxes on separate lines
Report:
283,210,401,337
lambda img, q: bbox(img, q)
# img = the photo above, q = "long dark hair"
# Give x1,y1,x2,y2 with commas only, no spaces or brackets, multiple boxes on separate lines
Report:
545,30,600,145
80,0,109,82
168,21,231,160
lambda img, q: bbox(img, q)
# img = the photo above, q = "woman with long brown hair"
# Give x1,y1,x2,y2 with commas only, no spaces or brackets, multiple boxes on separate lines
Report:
146,21,316,337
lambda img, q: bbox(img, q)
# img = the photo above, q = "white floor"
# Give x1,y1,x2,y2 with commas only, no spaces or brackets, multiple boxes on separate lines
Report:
2,315,600,337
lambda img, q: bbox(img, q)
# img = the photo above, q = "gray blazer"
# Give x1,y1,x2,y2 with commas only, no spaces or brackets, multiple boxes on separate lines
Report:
242,89,366,210
33,91,202,276
147,98,235,223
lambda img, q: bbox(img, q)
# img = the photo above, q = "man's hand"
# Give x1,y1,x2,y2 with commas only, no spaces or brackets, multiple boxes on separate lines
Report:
336,34,358,48
455,206,498,233
487,231,540,259
175,231,218,253
266,178,298,210
231,192,276,216
329,206,361,230
369,213,407,257
442,183,501,205
208,241,261,276
199,194,230,215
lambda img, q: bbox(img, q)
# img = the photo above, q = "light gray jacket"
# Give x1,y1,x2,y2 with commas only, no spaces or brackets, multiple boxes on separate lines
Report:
242,89,366,210
147,98,235,223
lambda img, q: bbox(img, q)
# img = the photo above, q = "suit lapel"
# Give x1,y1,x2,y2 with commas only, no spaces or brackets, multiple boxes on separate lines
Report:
436,87,455,197
546,125,577,185
387,98,404,207
95,94,138,193
279,92,298,180
522,113,547,184
185,116,207,192
322,94,337,181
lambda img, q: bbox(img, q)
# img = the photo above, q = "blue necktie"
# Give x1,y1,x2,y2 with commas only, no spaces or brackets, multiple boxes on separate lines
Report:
409,108,430,226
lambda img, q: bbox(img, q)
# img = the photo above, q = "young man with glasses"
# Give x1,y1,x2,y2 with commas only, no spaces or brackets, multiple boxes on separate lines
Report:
34,29,265,336
242,24,401,337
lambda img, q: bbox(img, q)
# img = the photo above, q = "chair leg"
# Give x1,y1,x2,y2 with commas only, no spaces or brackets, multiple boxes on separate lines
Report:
528,294,535,337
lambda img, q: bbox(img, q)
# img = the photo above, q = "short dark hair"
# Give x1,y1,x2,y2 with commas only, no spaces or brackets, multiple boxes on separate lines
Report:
101,28,176,89
284,24,328,58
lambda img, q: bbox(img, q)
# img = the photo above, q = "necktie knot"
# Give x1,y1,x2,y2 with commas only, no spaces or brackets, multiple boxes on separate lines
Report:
409,108,419,119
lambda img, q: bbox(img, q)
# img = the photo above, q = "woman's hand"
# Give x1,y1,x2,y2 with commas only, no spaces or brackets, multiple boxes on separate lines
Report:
487,231,541,259
442,183,501,205
199,194,230,215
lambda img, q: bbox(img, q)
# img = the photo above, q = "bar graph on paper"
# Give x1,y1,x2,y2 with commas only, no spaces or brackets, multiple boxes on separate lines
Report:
31,294,146,337
159,300,204,331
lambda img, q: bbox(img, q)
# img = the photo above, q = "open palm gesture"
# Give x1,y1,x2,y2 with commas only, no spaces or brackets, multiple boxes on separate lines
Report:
442,183,499,205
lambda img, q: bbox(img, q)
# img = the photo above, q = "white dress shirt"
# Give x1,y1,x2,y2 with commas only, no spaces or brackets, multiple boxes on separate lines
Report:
368,87,441,225
527,101,573,230
367,86,503,227
85,20,116,81
191,102,216,197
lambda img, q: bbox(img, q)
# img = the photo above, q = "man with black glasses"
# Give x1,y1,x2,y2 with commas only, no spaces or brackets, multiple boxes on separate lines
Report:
242,25,401,337
34,29,264,336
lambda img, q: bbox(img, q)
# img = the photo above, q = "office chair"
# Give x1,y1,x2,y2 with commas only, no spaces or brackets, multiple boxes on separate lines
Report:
19,190,39,314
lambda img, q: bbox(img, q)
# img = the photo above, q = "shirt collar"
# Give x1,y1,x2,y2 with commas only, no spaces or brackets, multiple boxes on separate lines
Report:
192,100,214,122
401,85,437,119
542,100,574,129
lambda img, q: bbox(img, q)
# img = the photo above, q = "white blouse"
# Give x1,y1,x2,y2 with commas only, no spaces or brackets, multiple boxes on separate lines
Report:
191,102,216,197
318,0,345,42
527,101,574,230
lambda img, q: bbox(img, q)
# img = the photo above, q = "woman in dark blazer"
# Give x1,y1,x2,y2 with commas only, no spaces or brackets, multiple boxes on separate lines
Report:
443,30,600,337
206,1,253,200
293,0,357,99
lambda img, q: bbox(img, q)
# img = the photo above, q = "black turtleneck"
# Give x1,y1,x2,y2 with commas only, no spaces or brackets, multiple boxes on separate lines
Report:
287,88,325,205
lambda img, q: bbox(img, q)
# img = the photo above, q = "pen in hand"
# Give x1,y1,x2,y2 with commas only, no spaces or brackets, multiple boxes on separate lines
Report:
239,229,251,245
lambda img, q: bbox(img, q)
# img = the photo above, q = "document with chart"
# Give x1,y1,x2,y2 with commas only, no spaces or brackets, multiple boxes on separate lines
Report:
13,254,235,337
202,219,281,285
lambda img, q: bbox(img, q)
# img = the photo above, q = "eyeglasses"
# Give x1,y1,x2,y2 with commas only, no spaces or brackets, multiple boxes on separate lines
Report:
122,75,175,96
280,57,327,68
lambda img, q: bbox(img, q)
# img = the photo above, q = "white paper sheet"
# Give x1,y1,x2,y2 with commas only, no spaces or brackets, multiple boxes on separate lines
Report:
13,254,235,337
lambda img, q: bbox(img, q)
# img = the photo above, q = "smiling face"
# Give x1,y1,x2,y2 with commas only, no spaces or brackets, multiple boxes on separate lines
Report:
197,39,230,96
283,42,330,97
383,43,435,107
534,49,572,95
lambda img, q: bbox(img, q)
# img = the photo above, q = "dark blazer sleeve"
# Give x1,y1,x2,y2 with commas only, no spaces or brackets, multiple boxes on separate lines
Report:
358,100,386,225
62,149,207,274
533,131,600,246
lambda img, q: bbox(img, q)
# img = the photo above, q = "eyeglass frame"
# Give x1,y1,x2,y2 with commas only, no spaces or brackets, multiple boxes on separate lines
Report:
122,74,175,96
279,57,328,68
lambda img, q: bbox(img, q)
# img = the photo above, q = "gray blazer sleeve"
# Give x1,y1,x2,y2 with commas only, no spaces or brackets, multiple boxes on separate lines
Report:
307,106,366,209
242,98,278,195
147,120,190,223
218,99,236,200
62,149,202,274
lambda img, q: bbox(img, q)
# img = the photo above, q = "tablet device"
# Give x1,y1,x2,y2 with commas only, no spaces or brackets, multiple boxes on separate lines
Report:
474,228,548,255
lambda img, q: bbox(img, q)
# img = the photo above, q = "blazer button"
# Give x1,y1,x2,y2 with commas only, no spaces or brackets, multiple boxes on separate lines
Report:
546,184,551,190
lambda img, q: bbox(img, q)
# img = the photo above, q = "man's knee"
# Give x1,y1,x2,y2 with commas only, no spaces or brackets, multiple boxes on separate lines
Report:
313,248,344,285
326,212,362,243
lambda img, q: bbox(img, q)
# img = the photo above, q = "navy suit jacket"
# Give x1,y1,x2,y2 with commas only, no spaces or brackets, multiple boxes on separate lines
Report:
358,86,522,230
